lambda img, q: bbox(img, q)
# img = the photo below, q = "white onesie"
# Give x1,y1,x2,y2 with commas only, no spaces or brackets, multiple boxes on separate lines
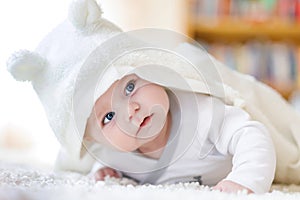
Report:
90,89,276,194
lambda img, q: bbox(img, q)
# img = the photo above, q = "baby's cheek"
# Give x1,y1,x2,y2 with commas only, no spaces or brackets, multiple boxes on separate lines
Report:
146,86,169,113
104,129,134,151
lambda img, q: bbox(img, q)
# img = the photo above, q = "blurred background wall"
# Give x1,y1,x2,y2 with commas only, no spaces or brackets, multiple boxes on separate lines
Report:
100,0,188,33
0,0,300,168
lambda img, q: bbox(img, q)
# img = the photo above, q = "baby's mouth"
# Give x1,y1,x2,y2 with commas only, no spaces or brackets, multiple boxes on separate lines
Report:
140,115,152,127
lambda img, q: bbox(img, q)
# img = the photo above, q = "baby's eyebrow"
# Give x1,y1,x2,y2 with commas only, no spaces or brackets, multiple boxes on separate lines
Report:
96,108,104,122
94,78,123,122
93,104,103,123
96,100,110,121
95,88,115,122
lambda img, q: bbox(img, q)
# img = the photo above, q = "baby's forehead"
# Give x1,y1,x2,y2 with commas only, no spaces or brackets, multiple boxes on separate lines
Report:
94,73,144,106
93,82,115,119
120,73,139,80
94,74,135,103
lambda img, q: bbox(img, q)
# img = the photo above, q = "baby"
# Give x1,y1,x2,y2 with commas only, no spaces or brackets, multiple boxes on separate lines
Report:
8,0,300,195
82,69,276,194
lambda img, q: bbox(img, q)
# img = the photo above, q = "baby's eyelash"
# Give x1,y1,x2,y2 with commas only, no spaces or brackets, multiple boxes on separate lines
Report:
102,111,115,125
125,80,136,96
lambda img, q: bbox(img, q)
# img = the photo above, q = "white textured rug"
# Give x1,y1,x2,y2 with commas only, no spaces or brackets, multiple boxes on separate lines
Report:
1,162,300,200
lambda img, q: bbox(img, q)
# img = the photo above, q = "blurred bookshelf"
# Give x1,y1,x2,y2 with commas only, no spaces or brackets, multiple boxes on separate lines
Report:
187,0,300,99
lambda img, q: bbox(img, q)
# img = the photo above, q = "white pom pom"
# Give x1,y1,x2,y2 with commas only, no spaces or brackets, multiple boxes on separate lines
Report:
68,0,103,30
6,50,46,82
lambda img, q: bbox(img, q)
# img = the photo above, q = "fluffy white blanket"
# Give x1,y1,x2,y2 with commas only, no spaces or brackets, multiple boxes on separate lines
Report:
0,162,300,200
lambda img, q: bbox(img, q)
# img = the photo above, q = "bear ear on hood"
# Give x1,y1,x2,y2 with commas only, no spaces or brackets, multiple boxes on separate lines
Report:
6,49,47,82
68,0,103,30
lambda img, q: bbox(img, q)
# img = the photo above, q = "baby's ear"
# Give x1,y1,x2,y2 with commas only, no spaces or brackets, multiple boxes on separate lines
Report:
6,50,46,82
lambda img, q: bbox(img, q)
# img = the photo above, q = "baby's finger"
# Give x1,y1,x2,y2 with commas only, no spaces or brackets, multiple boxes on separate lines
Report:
103,168,121,178
112,170,121,178
212,185,223,192
94,170,105,181
103,168,115,177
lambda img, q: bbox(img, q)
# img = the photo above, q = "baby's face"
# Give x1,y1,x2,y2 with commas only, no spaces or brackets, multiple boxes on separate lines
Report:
86,74,170,152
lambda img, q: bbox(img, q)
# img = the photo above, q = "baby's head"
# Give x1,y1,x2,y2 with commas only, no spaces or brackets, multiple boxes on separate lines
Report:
84,72,170,153
6,0,221,164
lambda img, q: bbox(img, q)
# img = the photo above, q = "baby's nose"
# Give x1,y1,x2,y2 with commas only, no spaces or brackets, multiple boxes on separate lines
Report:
128,101,140,119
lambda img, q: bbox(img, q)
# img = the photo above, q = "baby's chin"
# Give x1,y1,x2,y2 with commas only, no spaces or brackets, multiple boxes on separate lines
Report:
104,140,141,153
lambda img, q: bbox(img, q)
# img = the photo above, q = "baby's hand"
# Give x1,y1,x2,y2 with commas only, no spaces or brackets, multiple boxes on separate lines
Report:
94,167,121,181
212,180,253,194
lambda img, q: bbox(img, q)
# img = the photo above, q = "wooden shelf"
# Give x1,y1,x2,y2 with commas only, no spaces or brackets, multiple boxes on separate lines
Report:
187,17,300,99
189,18,300,44
263,80,296,99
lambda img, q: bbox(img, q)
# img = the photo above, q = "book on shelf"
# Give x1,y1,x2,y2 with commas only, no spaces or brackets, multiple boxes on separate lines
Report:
269,43,294,86
297,47,300,88
296,0,300,23
190,0,300,24
189,0,300,98
204,41,298,96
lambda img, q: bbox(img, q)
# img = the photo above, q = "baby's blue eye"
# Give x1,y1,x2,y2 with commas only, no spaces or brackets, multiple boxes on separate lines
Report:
125,81,135,96
103,112,115,125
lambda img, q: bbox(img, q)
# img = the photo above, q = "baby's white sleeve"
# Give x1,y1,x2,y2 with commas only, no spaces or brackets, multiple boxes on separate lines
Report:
54,148,95,174
87,162,104,177
210,105,276,194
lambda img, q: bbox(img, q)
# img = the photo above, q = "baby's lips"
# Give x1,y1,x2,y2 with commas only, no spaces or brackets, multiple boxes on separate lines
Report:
135,114,153,128
140,115,152,127
131,114,146,127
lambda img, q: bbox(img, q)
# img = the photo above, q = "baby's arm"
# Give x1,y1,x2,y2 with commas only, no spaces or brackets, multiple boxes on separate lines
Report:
210,105,276,194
